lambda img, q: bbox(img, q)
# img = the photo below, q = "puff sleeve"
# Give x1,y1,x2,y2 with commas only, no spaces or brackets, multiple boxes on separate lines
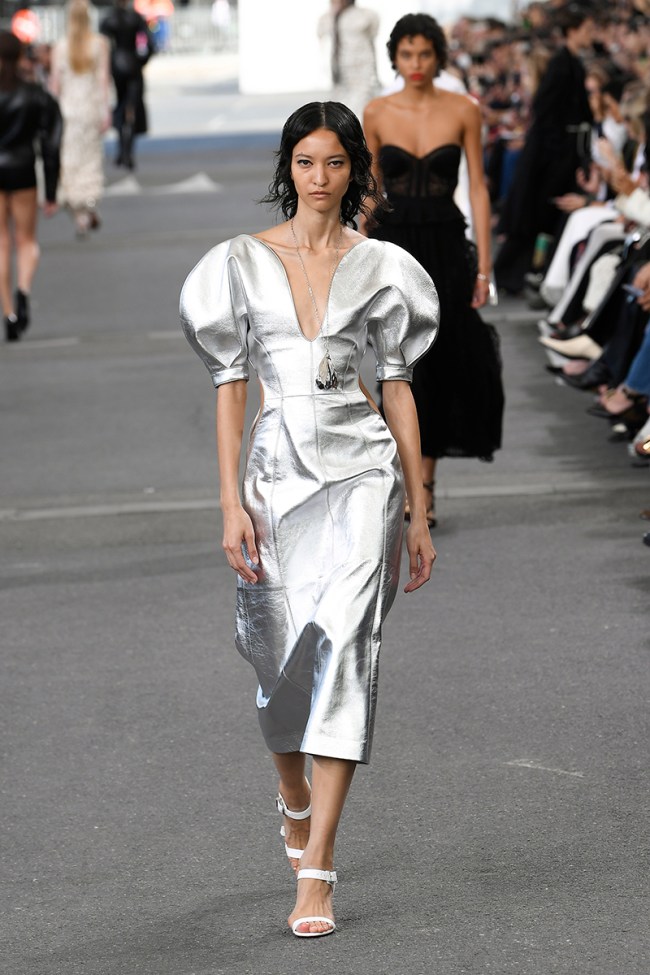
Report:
366,243,440,383
179,240,249,388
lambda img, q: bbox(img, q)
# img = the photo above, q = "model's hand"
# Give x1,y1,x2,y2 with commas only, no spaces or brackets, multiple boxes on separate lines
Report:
222,504,260,583
42,201,58,217
404,521,436,593
471,275,490,309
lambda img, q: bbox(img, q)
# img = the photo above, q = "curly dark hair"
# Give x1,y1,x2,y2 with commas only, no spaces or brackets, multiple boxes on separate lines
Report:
260,101,383,227
387,13,448,74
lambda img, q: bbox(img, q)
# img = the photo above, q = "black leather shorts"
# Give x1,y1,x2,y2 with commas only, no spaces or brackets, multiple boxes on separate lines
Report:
0,165,37,193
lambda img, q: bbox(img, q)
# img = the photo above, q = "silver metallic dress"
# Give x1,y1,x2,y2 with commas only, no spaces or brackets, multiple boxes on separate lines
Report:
180,235,439,763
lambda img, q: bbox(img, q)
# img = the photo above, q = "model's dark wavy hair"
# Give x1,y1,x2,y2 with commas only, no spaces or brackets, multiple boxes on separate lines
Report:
0,31,21,91
387,13,448,74
260,101,383,226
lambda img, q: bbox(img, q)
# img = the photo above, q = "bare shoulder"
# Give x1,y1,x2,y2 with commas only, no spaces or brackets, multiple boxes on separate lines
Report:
345,227,367,248
437,87,477,112
456,91,482,123
364,95,394,121
252,223,288,246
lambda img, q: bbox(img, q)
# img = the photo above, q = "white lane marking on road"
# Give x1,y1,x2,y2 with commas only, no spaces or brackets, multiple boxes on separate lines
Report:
148,172,222,195
4,337,80,350
505,759,585,779
0,499,220,521
0,478,645,522
206,115,226,131
444,478,645,497
105,172,222,197
104,174,141,196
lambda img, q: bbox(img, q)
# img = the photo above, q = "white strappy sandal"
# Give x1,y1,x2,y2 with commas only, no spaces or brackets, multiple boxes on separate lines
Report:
291,868,337,938
275,786,311,863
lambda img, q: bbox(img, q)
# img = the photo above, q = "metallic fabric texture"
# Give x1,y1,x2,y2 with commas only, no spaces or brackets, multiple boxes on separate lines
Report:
180,235,439,763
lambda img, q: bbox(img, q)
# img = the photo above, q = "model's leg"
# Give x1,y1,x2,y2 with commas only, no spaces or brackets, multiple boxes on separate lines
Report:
288,755,355,935
72,207,91,238
0,192,13,318
11,188,39,333
272,751,311,873
120,78,141,171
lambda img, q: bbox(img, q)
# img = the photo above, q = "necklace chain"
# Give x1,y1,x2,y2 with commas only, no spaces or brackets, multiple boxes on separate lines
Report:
290,218,343,342
290,219,344,390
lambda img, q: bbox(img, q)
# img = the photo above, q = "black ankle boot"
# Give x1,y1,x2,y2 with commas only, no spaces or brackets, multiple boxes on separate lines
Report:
15,290,29,334
5,314,20,342
119,125,135,171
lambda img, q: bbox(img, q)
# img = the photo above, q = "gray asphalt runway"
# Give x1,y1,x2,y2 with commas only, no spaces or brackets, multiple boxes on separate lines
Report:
1,130,649,975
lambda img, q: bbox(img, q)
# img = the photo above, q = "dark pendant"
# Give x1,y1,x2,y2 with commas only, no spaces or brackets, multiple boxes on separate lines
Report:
316,352,339,390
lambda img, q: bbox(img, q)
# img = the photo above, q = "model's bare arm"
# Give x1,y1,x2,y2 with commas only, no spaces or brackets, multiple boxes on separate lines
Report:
463,98,492,308
216,379,259,583
382,380,436,591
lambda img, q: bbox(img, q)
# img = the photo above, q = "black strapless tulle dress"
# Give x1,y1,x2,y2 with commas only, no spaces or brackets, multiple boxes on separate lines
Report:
371,144,504,461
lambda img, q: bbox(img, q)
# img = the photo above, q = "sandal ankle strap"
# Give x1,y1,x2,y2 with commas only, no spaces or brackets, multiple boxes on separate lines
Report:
275,791,312,821
297,868,337,887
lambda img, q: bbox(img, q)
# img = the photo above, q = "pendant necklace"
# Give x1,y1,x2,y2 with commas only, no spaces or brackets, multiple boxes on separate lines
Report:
290,218,344,390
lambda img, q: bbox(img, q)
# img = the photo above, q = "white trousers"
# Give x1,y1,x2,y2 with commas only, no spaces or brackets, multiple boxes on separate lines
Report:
546,220,626,325
541,205,619,305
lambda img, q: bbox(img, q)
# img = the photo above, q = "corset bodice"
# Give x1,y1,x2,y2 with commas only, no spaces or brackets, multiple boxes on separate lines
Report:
377,144,463,226
379,143,461,199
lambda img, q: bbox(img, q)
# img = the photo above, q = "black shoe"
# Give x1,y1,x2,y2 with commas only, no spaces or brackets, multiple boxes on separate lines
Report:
608,424,632,442
549,322,584,341
562,360,612,391
588,399,648,428
643,531,650,548
15,289,29,334
4,314,20,341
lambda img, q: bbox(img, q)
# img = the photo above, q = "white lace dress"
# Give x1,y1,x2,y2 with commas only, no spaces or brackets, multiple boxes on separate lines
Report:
54,36,108,209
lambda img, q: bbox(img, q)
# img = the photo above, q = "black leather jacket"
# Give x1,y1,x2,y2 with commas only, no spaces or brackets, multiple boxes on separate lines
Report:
0,82,62,202
100,8,154,79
